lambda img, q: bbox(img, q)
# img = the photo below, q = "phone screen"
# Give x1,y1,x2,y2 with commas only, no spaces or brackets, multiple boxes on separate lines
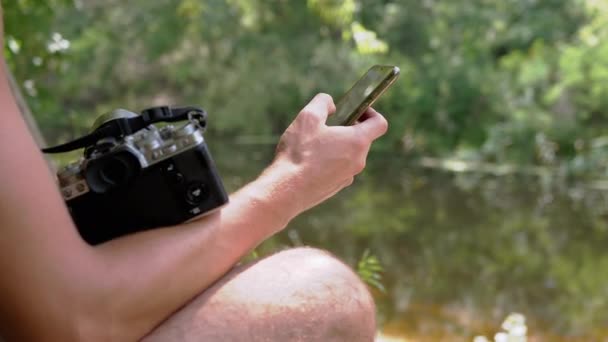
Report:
327,65,400,126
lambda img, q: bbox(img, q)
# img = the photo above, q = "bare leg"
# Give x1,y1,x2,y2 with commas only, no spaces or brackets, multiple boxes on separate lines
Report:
142,247,376,342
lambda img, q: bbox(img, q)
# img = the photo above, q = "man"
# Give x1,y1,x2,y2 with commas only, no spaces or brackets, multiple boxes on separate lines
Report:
0,8,388,341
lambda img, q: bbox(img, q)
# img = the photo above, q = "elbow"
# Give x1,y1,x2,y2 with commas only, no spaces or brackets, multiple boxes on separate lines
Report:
0,303,116,342
69,291,150,341
67,293,138,342
26,282,130,341
56,302,123,342
70,309,119,342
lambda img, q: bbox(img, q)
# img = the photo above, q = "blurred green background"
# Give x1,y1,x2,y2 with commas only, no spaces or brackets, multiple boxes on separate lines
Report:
4,0,608,340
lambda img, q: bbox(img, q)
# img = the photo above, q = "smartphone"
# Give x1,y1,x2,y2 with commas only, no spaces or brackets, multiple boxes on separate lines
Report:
327,65,400,126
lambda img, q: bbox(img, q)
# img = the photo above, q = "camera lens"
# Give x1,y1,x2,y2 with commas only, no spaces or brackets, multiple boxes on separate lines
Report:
86,151,140,194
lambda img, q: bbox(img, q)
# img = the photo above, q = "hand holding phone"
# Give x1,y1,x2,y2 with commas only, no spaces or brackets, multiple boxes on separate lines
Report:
327,65,400,126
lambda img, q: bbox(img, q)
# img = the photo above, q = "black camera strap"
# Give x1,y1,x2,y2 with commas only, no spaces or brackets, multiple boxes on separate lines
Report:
41,106,207,154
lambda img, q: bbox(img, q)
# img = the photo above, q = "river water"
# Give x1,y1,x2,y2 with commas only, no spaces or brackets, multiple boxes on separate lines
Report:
212,141,607,341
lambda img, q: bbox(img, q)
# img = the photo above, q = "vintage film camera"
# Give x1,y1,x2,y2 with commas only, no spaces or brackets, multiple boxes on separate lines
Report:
43,106,229,245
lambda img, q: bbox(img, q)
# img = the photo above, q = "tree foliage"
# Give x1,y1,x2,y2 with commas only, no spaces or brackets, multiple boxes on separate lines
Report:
6,0,608,177
4,1,608,338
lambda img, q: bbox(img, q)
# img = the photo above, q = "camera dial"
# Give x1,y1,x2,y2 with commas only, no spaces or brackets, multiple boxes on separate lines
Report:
90,109,138,132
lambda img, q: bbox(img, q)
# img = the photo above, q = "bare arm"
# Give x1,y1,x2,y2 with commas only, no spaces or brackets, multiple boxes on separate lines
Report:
0,20,388,342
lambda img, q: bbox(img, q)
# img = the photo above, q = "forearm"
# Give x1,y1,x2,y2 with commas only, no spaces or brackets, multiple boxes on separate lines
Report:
0,53,385,340
0,56,302,340
90,160,301,340
0,60,296,340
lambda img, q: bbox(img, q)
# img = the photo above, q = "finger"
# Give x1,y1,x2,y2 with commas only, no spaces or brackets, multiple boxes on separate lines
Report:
356,107,377,123
325,177,355,200
354,108,389,140
300,93,336,123
343,177,355,188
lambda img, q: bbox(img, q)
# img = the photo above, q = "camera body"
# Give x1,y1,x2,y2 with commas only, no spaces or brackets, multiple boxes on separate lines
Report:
50,106,228,245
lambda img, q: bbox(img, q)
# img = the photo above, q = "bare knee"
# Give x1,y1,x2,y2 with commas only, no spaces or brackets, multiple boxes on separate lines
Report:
144,247,376,342
265,247,377,341
220,247,376,341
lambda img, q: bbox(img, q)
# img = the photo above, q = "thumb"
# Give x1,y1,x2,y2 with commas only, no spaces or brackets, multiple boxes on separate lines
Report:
354,108,389,140
299,93,336,123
